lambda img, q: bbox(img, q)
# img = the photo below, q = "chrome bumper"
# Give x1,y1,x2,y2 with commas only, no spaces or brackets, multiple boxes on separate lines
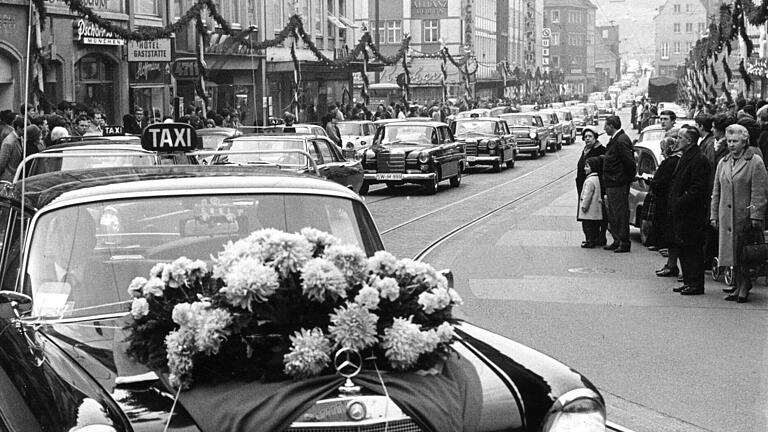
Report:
363,172,436,182
467,155,501,165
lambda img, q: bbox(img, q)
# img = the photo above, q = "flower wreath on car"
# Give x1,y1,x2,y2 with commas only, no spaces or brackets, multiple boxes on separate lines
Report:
125,228,462,390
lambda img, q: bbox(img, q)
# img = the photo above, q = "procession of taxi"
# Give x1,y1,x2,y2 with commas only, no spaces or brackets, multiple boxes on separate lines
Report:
0,119,614,432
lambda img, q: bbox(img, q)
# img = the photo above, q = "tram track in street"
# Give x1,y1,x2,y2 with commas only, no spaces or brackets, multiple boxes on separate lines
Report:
379,159,570,237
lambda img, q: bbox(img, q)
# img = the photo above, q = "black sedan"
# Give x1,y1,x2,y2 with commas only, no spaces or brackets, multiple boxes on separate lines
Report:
0,167,609,432
449,117,517,172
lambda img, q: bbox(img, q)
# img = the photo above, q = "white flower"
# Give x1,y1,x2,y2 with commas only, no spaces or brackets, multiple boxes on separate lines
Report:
367,251,398,276
130,297,149,319
448,288,463,305
381,316,426,370
149,263,168,278
434,322,455,343
284,328,333,379
301,258,348,302
417,288,451,314
165,329,196,389
171,302,196,327
300,227,340,255
372,276,400,301
143,277,165,298
324,244,367,285
127,277,147,298
328,303,379,351
166,257,208,288
254,230,313,277
212,236,264,280
395,259,442,289
193,307,232,355
354,284,380,310
219,258,280,310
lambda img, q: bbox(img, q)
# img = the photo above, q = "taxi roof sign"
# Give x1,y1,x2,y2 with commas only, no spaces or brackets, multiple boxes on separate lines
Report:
141,123,198,152
103,125,124,136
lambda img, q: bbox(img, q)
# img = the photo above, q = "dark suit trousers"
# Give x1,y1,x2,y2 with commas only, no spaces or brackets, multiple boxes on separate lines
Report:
680,245,705,289
605,184,630,244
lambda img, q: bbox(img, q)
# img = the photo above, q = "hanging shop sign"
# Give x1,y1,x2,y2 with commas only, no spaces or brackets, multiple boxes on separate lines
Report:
128,39,172,62
172,58,201,80
129,62,172,84
48,0,125,14
73,19,124,45
411,0,448,18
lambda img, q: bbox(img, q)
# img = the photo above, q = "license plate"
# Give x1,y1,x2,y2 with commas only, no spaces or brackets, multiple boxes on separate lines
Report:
467,156,477,162
376,173,403,181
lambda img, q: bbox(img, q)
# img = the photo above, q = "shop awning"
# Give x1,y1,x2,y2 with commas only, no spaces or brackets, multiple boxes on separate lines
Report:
327,14,346,29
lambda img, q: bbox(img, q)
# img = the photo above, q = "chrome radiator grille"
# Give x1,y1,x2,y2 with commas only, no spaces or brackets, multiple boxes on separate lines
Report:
376,152,405,173
465,141,478,156
286,419,423,432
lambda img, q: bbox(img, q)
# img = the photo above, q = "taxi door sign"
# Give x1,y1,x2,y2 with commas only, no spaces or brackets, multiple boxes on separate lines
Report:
141,123,198,152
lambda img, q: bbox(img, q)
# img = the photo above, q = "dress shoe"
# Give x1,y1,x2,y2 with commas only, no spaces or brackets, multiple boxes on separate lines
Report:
647,245,659,251
660,248,669,257
737,293,750,303
655,265,679,277
581,242,595,249
680,286,705,295
722,287,735,293
613,244,631,253
672,285,688,293
603,242,619,251
724,293,738,301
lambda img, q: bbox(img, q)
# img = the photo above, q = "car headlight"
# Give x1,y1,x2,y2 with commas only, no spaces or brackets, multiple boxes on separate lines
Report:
418,152,430,163
528,131,537,139
346,142,354,149
542,389,606,432
365,150,375,161
487,139,497,149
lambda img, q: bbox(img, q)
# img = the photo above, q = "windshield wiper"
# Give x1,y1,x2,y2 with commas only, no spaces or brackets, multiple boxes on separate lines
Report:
383,140,423,145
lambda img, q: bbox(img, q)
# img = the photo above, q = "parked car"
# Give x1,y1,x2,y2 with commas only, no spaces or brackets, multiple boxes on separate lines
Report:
499,113,549,158
537,110,564,151
553,109,577,145
629,123,671,245
0,164,609,432
210,135,364,193
359,121,465,194
456,108,491,119
566,105,591,135
195,127,241,164
595,100,615,119
337,120,377,159
449,117,517,172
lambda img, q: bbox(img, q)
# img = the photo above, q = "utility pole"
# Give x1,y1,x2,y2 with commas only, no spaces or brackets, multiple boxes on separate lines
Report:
260,0,268,125
374,0,380,83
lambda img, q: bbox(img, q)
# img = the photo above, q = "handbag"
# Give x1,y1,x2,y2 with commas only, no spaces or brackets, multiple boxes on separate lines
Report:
741,225,768,268
639,191,656,221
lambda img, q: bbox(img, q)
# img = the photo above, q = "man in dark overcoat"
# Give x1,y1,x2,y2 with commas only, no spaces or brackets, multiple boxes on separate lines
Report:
669,126,712,295
602,115,636,253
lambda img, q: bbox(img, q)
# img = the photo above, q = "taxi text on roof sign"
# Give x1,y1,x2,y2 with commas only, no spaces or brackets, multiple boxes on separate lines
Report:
141,123,199,152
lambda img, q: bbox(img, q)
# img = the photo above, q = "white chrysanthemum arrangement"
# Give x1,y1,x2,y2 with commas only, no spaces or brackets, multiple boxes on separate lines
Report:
126,229,462,390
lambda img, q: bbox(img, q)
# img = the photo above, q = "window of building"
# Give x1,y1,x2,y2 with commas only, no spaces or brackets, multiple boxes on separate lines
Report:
673,23,680,33
75,55,115,123
314,0,322,34
423,19,440,43
551,10,559,23
602,29,608,38
660,42,669,59
673,4,680,13
673,42,680,54
686,41,692,52
698,22,705,34
685,22,693,33
386,20,401,44
552,55,559,67
569,10,582,24
134,0,158,15
551,32,559,46
685,3,692,12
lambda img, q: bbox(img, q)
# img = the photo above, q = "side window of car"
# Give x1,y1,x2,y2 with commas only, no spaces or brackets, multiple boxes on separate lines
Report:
637,150,656,175
535,116,543,127
313,140,337,163
431,129,439,145
440,127,453,143
0,205,27,291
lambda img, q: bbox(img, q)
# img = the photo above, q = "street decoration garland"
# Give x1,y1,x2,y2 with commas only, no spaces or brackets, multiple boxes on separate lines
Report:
125,228,462,390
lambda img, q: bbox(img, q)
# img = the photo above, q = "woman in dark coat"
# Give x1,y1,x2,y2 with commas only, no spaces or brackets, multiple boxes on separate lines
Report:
576,127,606,246
711,124,768,302
650,131,682,277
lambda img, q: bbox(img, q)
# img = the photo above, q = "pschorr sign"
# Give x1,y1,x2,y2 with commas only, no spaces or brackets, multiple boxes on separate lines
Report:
74,19,124,45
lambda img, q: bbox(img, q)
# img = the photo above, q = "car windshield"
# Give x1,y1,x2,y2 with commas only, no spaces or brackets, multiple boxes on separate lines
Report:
200,134,230,150
27,151,155,177
212,139,309,166
453,121,496,135
502,115,536,126
378,125,436,145
25,194,380,319
337,123,363,136
640,130,666,142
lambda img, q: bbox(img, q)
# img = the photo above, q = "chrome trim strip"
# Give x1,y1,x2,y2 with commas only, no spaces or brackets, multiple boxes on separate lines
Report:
363,173,436,181
606,420,638,432
14,152,158,182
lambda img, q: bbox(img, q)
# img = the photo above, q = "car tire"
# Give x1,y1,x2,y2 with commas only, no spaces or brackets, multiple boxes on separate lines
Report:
450,169,461,187
557,135,563,150
541,143,547,156
531,149,539,159
506,157,515,169
711,257,721,281
724,266,735,286
640,219,652,246
492,157,502,173
358,182,369,195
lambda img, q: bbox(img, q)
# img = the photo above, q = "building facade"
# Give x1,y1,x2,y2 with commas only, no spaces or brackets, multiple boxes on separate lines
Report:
543,0,597,95
0,0,29,112
654,0,708,77
595,24,620,91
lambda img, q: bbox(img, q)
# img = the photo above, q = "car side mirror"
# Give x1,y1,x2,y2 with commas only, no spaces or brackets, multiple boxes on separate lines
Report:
0,290,32,320
438,269,454,289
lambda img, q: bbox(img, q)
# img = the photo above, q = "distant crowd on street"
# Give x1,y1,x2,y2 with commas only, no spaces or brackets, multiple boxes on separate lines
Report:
577,95,768,303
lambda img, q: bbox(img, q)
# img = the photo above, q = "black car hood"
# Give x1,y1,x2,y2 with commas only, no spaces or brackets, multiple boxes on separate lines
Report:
375,144,433,154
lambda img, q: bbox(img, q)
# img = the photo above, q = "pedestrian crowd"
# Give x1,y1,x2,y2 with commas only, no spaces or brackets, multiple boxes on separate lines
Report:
577,96,768,303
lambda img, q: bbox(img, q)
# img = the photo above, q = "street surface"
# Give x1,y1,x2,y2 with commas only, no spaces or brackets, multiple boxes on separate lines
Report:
367,110,768,432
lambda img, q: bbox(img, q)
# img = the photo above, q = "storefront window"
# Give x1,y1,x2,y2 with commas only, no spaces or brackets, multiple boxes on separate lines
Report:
75,55,115,123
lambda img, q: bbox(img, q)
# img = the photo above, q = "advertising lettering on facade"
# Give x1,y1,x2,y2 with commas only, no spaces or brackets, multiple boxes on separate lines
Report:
127,39,172,62
0,13,16,34
411,0,448,18
49,0,124,14
74,19,124,45
542,28,551,73
129,62,171,83
462,0,473,51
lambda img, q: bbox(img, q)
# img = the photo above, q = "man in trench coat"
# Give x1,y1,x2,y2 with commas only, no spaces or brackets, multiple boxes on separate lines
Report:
669,126,711,295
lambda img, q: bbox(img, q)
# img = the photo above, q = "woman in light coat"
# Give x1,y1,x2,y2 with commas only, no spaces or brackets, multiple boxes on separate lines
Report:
711,124,768,302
